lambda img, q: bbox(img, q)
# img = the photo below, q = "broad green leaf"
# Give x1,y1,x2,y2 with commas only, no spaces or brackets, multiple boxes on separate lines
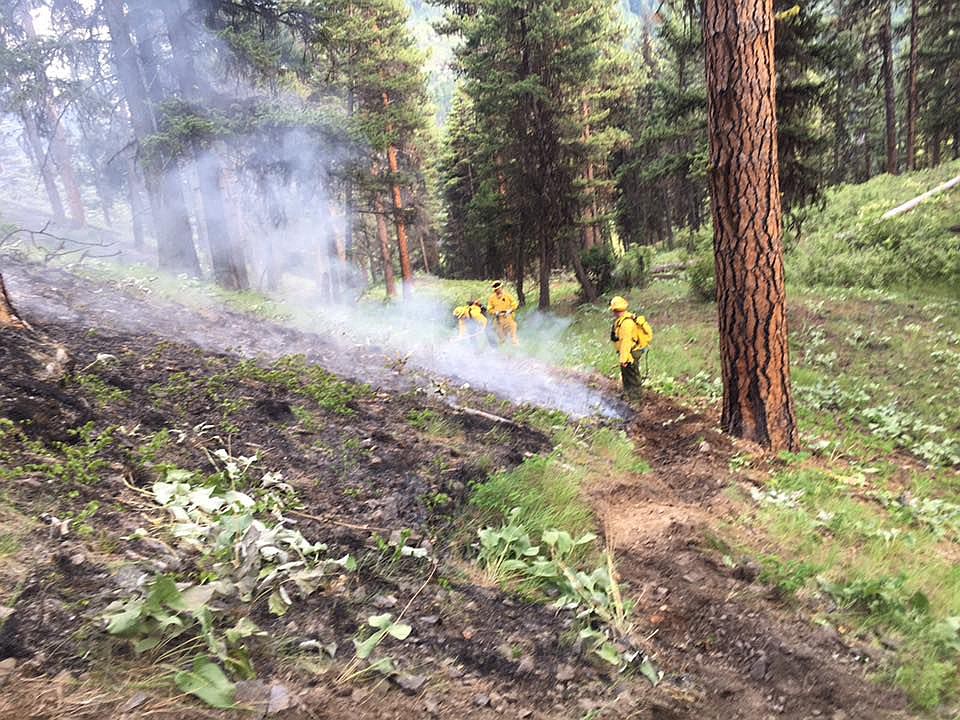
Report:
225,617,263,645
105,600,144,635
223,490,255,508
174,656,235,709
387,622,412,640
530,560,559,578
134,636,162,653
354,630,385,659
152,482,177,505
188,487,224,513
145,576,182,611
500,559,530,574
596,642,621,665
368,613,394,630
574,532,598,546
165,469,195,484
367,656,396,675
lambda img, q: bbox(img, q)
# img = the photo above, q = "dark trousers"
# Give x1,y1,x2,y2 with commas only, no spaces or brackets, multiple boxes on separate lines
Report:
620,361,642,393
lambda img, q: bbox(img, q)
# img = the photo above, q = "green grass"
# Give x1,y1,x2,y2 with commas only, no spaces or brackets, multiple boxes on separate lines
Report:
743,465,960,709
469,425,650,550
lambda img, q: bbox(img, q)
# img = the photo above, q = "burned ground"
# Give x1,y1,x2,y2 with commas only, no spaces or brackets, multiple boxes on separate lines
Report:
0,260,912,720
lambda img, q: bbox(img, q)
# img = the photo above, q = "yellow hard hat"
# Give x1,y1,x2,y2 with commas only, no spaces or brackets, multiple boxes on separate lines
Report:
492,281,503,290
609,296,629,312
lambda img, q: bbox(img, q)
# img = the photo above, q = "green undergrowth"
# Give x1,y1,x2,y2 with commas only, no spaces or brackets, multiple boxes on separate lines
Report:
739,462,960,710
469,425,649,550
794,160,960,294
466,422,659,681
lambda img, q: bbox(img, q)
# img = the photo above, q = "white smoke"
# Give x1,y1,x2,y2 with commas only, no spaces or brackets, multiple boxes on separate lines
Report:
0,0,624,421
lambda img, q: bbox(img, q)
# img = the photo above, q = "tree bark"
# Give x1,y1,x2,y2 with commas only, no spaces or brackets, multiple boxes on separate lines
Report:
16,5,86,227
197,154,249,290
373,192,397,298
159,0,248,290
0,273,28,329
126,157,147,249
20,111,65,222
879,4,898,175
385,139,413,297
104,0,199,276
704,0,798,451
905,0,919,171
538,229,551,310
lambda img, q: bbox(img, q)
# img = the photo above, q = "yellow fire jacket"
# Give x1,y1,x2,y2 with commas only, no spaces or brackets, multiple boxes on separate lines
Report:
453,304,487,326
487,291,519,316
612,313,653,365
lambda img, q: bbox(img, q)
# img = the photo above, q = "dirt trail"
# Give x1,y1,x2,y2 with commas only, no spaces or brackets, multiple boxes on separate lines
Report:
587,397,908,720
0,258,911,720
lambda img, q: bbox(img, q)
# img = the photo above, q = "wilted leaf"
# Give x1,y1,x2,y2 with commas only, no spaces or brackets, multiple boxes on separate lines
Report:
268,589,290,617
639,657,661,686
172,585,215,613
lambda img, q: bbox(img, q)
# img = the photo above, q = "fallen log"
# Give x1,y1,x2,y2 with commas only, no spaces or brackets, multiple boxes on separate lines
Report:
881,173,960,220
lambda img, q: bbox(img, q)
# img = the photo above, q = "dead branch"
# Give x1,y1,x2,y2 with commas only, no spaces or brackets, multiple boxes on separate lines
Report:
882,173,960,219
1,222,119,265
449,403,520,428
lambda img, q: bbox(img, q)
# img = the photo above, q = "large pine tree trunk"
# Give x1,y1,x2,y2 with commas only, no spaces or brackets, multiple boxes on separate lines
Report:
159,0,248,290
197,154,249,290
20,111,65,222
374,192,397,298
104,0,199,276
704,0,798,451
385,141,414,297
906,0,919,170
880,4,899,175
126,155,147,249
17,5,86,227
538,230,551,310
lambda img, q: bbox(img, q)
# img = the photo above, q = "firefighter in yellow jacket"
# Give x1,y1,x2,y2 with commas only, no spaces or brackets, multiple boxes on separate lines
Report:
610,296,652,394
487,281,519,345
453,299,488,344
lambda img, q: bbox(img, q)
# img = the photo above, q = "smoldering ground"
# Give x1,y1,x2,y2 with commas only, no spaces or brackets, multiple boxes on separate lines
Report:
0,0,621,420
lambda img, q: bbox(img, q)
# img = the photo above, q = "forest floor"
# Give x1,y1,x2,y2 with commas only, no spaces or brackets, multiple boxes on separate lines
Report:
0,256,926,720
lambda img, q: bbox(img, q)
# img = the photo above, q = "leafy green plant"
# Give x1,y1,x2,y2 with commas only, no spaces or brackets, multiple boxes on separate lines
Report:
336,613,412,683
474,512,658,678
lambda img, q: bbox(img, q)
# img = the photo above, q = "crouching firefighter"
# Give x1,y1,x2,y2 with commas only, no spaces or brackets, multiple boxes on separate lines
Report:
487,281,519,346
453,300,488,347
609,296,653,395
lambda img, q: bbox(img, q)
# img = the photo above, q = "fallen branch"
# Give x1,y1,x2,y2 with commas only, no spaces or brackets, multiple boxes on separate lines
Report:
1,221,119,265
881,173,960,220
449,403,520,428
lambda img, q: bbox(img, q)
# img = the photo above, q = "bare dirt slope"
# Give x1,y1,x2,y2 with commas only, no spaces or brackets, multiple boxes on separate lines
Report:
0,259,909,720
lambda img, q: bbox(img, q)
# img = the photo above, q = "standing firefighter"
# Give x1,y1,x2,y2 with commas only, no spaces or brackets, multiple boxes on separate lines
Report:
610,296,653,395
453,299,488,347
487,281,519,346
